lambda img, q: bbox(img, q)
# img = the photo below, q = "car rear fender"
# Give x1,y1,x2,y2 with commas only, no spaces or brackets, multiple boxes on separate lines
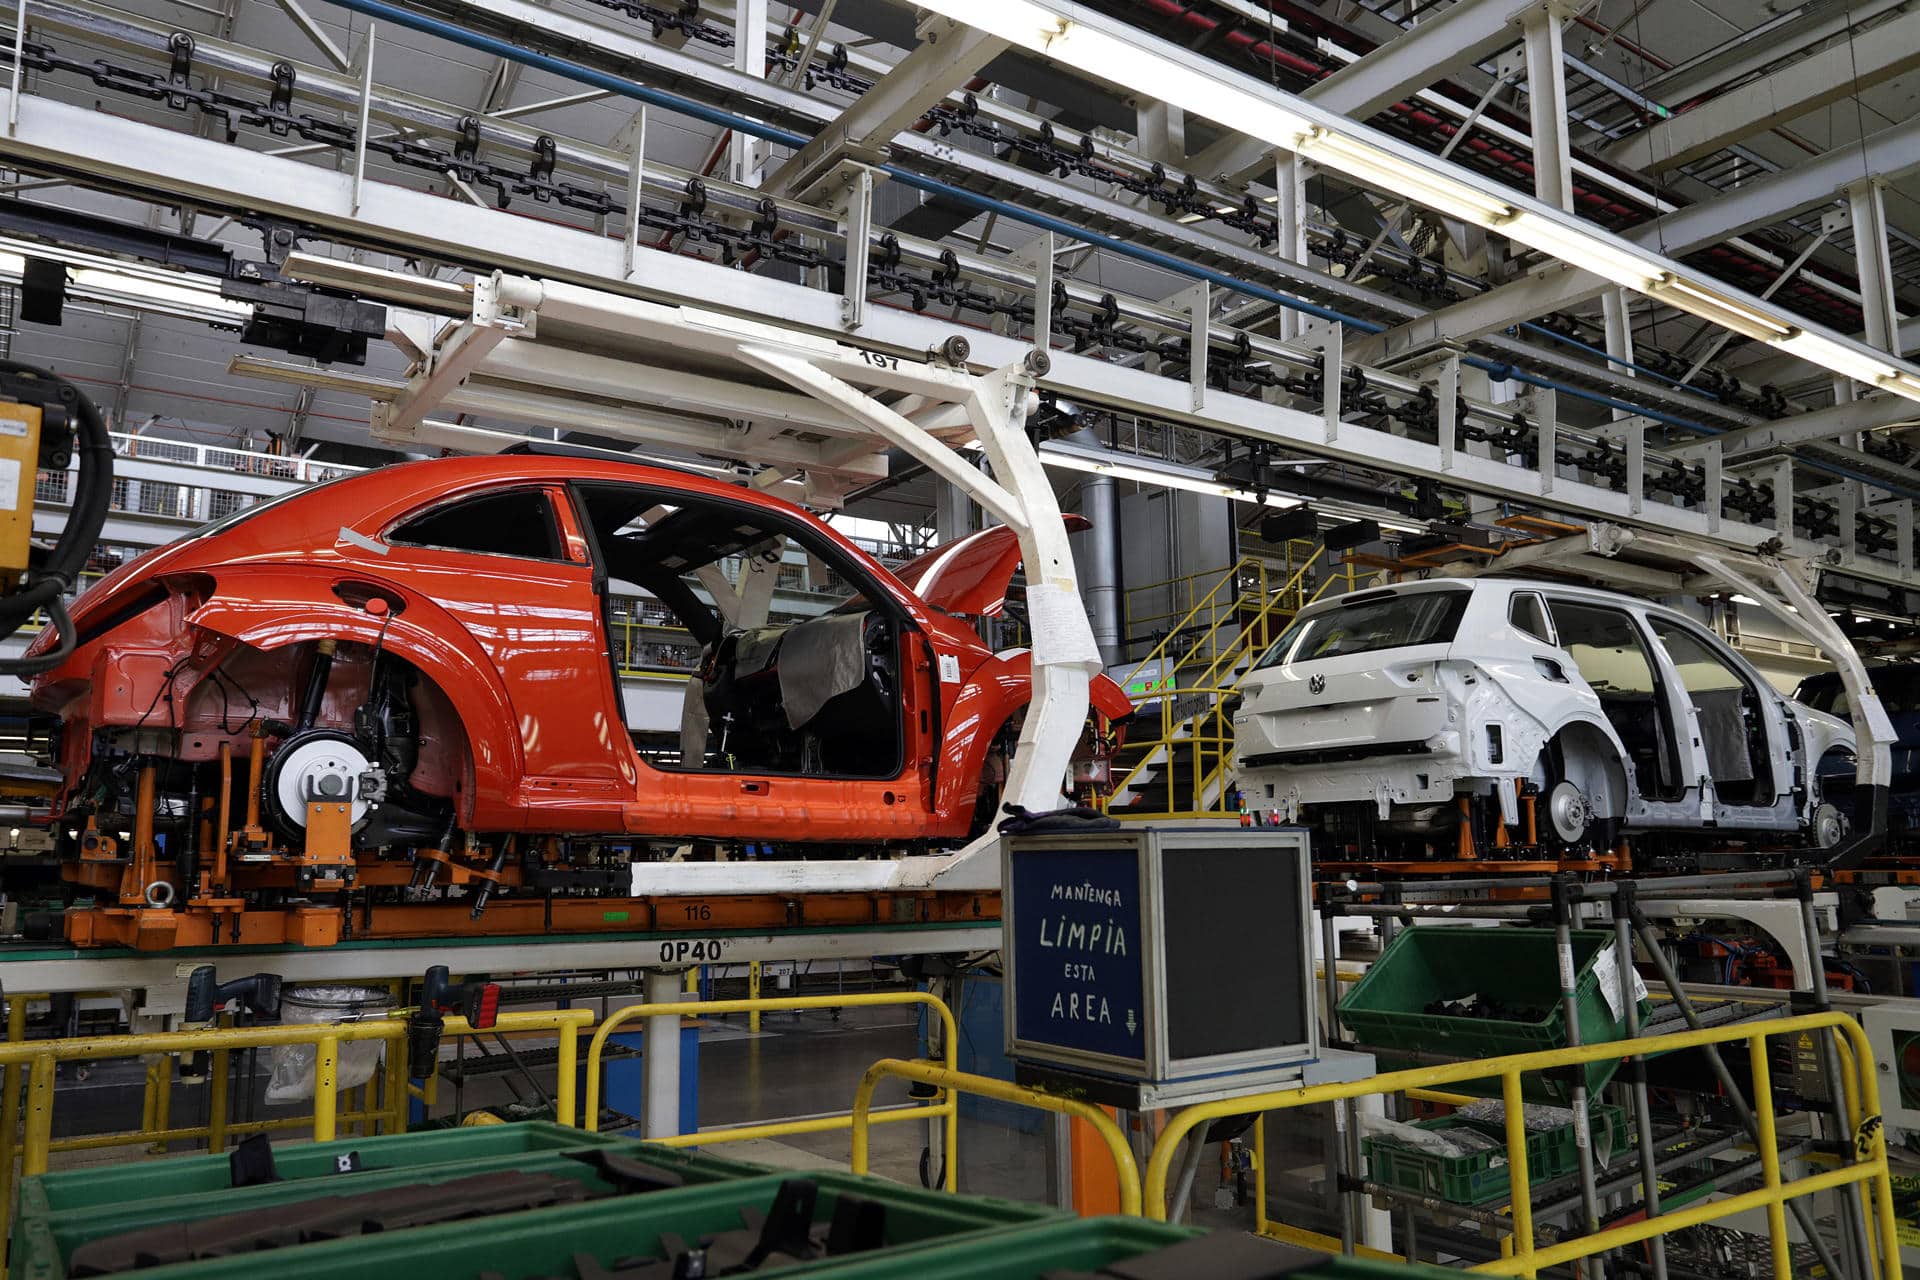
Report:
933,649,1132,820
1539,714,1632,819
187,581,516,819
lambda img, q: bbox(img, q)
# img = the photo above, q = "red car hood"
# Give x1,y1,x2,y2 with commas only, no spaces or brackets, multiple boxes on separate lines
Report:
893,517,1091,618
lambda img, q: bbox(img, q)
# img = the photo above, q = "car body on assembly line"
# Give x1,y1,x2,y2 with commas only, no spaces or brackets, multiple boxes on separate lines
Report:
1232,578,1855,861
29,452,1131,863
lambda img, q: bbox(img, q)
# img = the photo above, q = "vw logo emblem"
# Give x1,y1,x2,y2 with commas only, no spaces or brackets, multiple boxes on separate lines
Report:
1308,674,1326,695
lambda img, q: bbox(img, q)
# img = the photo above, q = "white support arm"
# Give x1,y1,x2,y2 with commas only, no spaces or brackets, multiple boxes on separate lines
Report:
738,347,1100,816
1690,551,1896,791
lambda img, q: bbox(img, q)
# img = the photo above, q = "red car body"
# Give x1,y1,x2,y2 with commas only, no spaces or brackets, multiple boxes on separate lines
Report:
31,454,1129,853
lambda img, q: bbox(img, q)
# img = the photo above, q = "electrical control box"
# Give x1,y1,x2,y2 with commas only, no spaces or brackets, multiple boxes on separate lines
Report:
0,401,41,579
1002,823,1316,1108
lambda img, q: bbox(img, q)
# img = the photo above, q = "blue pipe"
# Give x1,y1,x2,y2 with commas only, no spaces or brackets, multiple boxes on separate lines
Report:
1518,321,1725,402
316,0,1919,503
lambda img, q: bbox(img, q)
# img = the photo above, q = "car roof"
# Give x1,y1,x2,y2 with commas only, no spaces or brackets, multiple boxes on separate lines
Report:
60,454,897,630
1290,575,1701,626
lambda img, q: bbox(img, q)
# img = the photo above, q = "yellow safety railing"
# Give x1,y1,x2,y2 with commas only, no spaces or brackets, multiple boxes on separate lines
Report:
1111,549,1321,818
584,993,959,1191
851,1059,1142,1217
1142,1010,1897,1280
0,1006,590,1255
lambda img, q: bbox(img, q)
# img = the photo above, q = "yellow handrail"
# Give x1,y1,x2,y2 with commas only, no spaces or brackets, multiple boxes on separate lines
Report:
0,1006,590,1265
583,992,958,1192
1111,549,1327,817
0,1007,591,1174
851,1058,1142,1216
1141,1010,1897,1280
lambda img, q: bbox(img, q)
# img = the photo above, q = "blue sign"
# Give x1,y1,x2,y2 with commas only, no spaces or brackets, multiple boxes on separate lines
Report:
1010,845,1146,1063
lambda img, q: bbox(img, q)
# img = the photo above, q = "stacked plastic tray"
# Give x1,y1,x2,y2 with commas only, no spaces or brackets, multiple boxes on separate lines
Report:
11,1121,1464,1279
1362,1104,1629,1206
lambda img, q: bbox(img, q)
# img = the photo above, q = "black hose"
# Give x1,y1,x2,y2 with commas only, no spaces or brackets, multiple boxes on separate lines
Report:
0,361,112,677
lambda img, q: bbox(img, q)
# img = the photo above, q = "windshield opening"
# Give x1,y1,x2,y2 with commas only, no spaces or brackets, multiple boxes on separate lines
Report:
1254,589,1470,669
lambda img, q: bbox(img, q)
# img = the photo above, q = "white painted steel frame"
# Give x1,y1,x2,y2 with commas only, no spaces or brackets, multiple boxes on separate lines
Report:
0,921,998,1002
7,71,1920,600
913,0,1920,396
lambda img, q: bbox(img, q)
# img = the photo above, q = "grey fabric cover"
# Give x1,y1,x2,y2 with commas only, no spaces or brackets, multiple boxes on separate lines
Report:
777,611,871,730
1692,687,1753,782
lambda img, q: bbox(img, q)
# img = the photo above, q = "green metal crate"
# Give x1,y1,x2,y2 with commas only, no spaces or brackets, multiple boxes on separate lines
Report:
30,1169,1058,1280
1362,1104,1629,1207
12,1126,771,1280
1338,927,1647,1103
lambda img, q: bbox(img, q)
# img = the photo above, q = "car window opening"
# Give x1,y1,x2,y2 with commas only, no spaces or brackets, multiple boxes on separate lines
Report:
389,488,566,561
1649,617,1775,804
1255,588,1470,669
1545,600,1685,801
572,482,907,784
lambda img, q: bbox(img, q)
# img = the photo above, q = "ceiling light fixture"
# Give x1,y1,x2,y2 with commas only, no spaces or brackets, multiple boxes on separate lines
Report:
0,237,252,325
1037,439,1303,509
1646,275,1796,344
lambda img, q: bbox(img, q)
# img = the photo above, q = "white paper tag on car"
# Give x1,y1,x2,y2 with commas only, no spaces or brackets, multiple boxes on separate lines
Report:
939,654,961,683
1592,947,1647,1021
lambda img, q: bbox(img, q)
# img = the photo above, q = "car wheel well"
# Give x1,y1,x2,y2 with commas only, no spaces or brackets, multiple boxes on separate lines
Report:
1544,723,1628,821
965,709,1022,839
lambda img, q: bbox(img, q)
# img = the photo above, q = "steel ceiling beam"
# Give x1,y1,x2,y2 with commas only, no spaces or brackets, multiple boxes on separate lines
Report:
11,69,1918,588
763,16,1009,199
1604,7,1920,174
1351,114,1920,364
1183,0,1547,185
1635,0,1907,109
1670,393,1920,460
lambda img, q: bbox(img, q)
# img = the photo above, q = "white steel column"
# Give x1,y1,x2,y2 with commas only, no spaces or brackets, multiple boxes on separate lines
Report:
1602,289,1636,420
1847,178,1902,357
1274,151,1309,342
1520,2,1574,212
642,968,688,1138
729,0,768,187
1135,101,1185,166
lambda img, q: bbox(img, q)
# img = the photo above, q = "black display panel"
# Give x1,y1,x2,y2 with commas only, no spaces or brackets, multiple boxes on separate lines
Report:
1161,845,1308,1061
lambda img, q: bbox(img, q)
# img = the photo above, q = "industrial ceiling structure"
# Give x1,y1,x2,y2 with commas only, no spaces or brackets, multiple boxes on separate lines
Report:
0,0,1916,627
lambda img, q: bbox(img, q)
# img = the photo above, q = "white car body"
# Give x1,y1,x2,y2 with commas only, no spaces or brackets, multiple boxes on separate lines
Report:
1233,578,1855,849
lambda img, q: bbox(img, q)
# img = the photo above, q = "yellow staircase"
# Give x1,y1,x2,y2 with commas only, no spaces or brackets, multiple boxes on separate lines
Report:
1107,548,1316,819
1106,551,1392,819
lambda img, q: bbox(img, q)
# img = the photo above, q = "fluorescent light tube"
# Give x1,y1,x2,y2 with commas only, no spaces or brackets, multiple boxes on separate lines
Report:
1648,274,1795,343
1036,440,1303,509
1879,371,1920,401
960,1,1313,141
1293,127,1517,227
1773,331,1897,389
1498,213,1660,291
0,241,252,324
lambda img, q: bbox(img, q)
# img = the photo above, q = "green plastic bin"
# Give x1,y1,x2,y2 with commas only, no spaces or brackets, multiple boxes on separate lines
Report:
34,1170,1059,1280
1362,1104,1628,1206
19,1122,625,1213
12,1126,772,1280
1338,927,1648,1102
